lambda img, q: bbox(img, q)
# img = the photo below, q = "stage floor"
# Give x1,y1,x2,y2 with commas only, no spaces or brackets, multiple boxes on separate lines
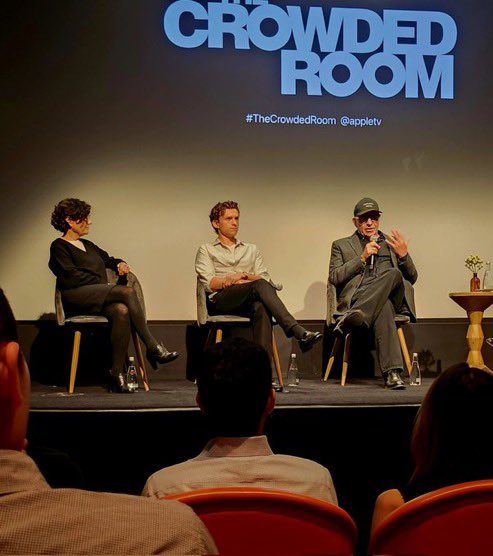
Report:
30,378,432,411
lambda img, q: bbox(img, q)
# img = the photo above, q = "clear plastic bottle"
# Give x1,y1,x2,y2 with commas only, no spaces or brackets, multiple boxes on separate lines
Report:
285,354,298,391
126,357,139,392
483,261,493,290
409,352,421,386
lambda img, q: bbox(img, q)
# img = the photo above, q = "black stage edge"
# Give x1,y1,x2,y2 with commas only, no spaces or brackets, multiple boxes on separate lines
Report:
30,378,430,410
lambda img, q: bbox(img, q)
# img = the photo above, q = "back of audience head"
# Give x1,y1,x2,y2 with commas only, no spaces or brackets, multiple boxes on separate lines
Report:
196,337,274,437
411,362,493,483
0,288,30,451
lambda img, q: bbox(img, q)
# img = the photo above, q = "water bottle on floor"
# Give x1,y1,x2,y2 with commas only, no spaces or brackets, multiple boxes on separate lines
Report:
126,357,139,392
285,354,298,391
409,353,421,386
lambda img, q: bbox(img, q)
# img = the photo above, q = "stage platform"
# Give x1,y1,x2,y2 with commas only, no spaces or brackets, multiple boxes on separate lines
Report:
30,377,431,411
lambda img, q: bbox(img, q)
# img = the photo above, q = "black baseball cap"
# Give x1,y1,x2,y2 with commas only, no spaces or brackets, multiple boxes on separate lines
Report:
354,198,381,217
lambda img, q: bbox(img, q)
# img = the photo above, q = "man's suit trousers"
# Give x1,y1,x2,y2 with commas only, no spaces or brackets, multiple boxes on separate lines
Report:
208,279,298,354
350,268,405,374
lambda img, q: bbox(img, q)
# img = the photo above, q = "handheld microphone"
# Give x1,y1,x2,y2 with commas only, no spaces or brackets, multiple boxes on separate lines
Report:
369,234,379,271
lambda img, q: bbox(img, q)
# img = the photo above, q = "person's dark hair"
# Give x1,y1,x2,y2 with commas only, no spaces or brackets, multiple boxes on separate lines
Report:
411,363,493,486
196,337,272,436
209,201,239,233
0,289,18,344
51,198,91,233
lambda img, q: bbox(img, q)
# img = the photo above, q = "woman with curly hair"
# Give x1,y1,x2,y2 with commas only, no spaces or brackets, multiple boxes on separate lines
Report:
49,198,178,393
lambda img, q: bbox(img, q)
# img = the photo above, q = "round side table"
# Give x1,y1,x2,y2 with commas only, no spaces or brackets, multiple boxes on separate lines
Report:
449,291,493,369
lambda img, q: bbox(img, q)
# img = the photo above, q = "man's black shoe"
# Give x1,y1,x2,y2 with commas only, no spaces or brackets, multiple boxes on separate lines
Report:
333,309,364,335
384,369,406,390
299,331,323,352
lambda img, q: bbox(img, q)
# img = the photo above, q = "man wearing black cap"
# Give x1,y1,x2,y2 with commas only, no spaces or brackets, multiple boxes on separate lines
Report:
328,198,417,389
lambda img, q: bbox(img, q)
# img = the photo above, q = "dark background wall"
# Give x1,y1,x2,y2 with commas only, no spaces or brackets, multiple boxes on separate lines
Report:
1,1,493,322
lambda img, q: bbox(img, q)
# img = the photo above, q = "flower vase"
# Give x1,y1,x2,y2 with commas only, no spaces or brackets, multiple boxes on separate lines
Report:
470,273,481,292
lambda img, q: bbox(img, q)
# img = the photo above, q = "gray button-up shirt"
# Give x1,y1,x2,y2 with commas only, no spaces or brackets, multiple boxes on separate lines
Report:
142,436,337,504
195,237,271,294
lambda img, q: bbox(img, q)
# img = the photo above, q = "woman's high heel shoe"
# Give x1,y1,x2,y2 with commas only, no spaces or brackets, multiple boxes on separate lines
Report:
146,342,179,370
107,372,130,393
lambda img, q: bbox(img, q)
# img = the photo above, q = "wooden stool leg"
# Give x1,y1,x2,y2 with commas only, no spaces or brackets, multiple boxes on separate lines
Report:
341,332,352,386
324,335,342,381
272,331,284,387
132,329,150,392
215,328,223,343
397,327,412,376
69,330,81,394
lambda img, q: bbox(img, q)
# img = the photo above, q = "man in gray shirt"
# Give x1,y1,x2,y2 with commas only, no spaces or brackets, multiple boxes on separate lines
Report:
195,201,322,355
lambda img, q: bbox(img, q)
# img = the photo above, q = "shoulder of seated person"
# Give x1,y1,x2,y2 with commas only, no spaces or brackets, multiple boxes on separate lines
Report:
376,488,404,505
278,453,330,469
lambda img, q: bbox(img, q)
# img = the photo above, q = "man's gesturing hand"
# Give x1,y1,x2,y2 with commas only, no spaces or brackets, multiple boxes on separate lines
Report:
117,262,130,276
385,229,408,258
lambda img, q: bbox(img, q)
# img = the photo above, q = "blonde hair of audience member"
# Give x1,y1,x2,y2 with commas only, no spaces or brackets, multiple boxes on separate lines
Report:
372,363,493,531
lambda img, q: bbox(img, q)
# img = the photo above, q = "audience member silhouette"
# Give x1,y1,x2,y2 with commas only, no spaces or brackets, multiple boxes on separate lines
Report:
143,337,337,503
0,288,217,555
372,363,493,530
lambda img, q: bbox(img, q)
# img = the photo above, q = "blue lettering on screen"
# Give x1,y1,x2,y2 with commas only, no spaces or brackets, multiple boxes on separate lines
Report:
163,0,457,99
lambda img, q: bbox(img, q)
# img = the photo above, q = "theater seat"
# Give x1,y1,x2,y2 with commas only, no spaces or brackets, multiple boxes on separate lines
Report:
164,486,357,556
369,480,493,556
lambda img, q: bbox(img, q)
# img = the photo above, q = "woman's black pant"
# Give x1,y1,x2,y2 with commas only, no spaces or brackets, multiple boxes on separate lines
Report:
102,285,157,374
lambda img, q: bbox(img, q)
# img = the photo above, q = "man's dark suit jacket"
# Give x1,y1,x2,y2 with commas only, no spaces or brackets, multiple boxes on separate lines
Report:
327,231,418,324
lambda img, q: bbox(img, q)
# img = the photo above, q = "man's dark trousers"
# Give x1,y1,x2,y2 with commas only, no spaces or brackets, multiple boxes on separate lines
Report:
350,268,405,374
208,279,298,354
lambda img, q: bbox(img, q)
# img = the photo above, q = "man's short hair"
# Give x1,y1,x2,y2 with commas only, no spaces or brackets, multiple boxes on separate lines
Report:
0,289,18,344
196,337,272,436
209,201,239,233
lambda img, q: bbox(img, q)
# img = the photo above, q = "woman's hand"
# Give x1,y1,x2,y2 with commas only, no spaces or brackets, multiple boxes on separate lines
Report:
117,262,130,276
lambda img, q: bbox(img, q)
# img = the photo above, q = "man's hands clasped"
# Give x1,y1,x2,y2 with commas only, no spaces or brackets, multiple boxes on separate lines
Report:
222,273,263,288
